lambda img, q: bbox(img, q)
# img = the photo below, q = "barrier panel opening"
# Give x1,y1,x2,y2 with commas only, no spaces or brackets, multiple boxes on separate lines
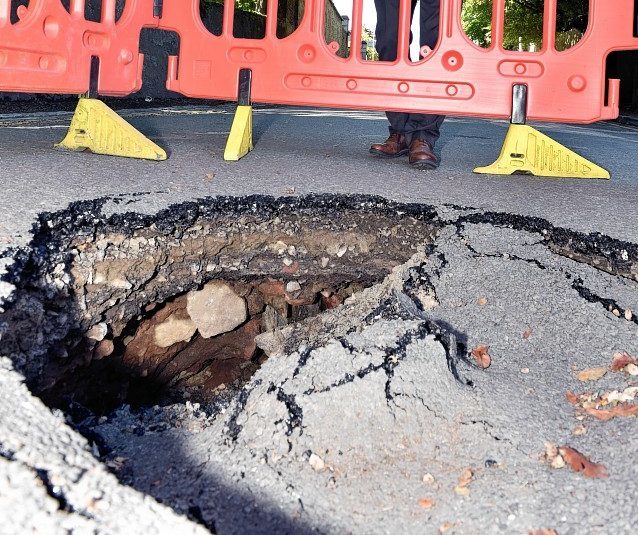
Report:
555,0,588,51
139,28,181,98
277,0,346,58
8,0,28,24
354,0,378,61
316,0,366,59
85,0,107,23
199,0,223,36
503,0,544,51
198,0,269,39
58,0,127,23
408,0,442,64
233,0,267,39
606,49,638,110
461,0,589,52
347,0,442,63
460,0,493,49
276,0,304,38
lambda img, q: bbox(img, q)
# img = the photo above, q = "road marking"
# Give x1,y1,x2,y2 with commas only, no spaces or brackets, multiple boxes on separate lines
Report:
0,125,67,129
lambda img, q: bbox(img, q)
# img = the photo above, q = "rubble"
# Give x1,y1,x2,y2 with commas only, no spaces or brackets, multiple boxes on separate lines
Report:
0,194,637,534
187,281,247,339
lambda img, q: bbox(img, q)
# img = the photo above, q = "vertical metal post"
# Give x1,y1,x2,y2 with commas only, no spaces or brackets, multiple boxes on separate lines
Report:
86,56,100,98
511,84,528,125
238,68,252,106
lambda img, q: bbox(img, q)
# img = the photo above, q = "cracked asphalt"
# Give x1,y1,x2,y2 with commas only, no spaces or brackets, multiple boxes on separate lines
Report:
0,104,637,247
0,105,638,534
79,216,637,535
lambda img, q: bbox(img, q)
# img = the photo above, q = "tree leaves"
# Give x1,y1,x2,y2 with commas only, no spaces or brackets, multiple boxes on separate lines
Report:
545,444,608,478
461,0,587,50
584,404,638,422
566,387,638,420
418,498,435,509
454,467,474,496
611,351,638,372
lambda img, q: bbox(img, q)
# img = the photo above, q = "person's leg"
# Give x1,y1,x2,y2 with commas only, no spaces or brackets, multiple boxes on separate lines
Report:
371,0,408,156
374,0,418,60
374,0,416,135
405,0,445,168
419,0,441,50
404,0,444,147
404,114,444,147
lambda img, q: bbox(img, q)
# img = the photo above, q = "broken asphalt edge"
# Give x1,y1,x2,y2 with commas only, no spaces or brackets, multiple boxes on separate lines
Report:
0,193,637,533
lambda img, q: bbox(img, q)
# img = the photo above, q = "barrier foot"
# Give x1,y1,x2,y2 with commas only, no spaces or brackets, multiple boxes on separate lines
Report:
55,98,167,161
224,69,253,161
474,123,610,180
223,104,253,161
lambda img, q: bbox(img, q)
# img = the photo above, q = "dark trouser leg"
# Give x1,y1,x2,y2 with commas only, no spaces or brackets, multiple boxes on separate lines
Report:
374,0,417,135
405,0,445,146
374,0,416,63
374,0,445,146
404,113,445,146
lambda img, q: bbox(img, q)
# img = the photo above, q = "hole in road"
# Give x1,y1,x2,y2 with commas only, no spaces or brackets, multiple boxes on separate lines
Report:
42,276,374,414
2,194,638,532
1,196,438,416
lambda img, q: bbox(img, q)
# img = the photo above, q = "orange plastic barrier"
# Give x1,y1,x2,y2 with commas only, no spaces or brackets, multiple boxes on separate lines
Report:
0,0,153,95
1,0,637,123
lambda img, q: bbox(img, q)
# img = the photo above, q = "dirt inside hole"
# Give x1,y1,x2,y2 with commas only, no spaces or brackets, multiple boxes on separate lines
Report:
3,194,638,534
46,277,370,413
0,196,439,415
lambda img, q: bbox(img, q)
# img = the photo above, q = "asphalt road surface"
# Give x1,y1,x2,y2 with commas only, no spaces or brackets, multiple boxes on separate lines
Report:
0,103,637,248
0,104,637,535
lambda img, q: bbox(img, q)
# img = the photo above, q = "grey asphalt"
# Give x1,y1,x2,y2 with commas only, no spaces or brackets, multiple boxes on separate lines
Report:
75,220,638,534
1,105,638,534
0,104,637,250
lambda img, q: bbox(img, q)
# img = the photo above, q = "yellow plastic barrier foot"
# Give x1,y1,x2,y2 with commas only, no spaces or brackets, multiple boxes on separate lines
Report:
474,124,610,179
55,98,167,161
224,105,253,161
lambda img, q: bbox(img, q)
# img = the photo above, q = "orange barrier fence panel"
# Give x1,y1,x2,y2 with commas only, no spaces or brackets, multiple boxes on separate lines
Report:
0,0,156,95
1,0,637,124
159,0,638,123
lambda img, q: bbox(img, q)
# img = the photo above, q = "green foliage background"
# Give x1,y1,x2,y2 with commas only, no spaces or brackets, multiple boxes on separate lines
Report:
200,0,265,16
461,0,589,51
197,0,589,53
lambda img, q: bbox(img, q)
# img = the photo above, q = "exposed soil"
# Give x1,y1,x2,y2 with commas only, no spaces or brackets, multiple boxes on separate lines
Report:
1,194,637,534
0,195,439,413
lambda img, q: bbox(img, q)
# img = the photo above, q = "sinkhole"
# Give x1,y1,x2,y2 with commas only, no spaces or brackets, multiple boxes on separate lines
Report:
0,195,439,415
2,194,638,533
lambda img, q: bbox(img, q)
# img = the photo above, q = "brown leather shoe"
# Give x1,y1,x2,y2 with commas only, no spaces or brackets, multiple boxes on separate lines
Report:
408,139,440,170
369,133,408,158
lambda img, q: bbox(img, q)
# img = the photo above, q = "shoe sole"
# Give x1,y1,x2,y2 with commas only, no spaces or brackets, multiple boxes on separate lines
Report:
409,159,440,170
369,148,409,158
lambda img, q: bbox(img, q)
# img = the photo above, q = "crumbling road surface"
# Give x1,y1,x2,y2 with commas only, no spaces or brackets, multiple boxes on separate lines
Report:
0,106,637,534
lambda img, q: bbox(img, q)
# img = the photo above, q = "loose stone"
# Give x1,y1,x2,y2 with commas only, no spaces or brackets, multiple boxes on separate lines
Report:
187,281,247,338
309,453,325,472
86,322,108,341
154,314,197,348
